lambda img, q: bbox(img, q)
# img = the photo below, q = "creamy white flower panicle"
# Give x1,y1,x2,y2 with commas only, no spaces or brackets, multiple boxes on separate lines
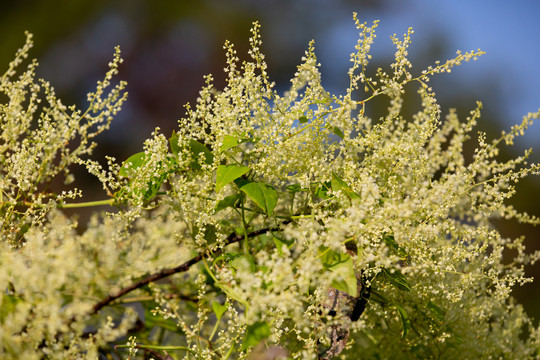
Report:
1,16,540,359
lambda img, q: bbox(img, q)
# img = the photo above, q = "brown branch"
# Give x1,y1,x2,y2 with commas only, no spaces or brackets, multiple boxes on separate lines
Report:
90,223,289,315
36,221,292,356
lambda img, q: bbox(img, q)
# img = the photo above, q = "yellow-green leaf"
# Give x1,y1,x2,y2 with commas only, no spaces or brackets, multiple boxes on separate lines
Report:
242,321,271,350
188,139,213,169
234,178,278,215
396,305,410,338
331,126,345,139
212,301,228,320
215,193,243,212
331,172,360,200
427,301,445,324
319,247,358,296
169,130,180,155
0,294,22,323
220,135,241,152
119,152,146,178
216,165,250,192
384,268,411,292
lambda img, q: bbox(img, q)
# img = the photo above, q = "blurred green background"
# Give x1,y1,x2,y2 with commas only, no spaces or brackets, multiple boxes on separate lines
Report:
2,0,538,323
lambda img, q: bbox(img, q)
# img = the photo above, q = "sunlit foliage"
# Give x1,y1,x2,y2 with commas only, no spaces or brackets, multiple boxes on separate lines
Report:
1,15,539,359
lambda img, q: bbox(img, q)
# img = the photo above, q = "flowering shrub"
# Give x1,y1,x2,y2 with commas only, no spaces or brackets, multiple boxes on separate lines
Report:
1,15,540,359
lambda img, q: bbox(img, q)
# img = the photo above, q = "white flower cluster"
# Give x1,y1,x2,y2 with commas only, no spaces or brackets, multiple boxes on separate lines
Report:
0,33,127,246
1,15,539,359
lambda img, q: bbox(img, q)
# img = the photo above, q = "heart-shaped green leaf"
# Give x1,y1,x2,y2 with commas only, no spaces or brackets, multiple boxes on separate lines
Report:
314,181,332,199
319,247,358,296
234,178,278,215
331,126,345,139
220,134,257,152
119,152,146,178
215,193,243,212
331,172,360,200
118,152,167,201
241,321,271,350
188,139,214,169
212,301,228,320
216,165,250,192
169,131,180,156
220,135,241,152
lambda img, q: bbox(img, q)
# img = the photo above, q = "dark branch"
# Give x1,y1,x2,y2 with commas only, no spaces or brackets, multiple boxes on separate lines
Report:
90,223,289,315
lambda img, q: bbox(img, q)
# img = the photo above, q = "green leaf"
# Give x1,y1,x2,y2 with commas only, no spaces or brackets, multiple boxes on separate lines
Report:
220,134,257,152
298,116,309,124
193,224,218,245
229,253,257,273
331,172,360,200
331,126,345,139
117,152,166,200
119,152,146,178
330,172,348,192
202,224,217,244
216,165,250,192
286,183,302,193
427,301,445,324
215,193,243,213
234,178,278,215
189,139,213,169
383,235,407,258
384,268,411,292
315,96,332,105
0,294,22,323
319,247,358,296
212,302,228,320
215,281,248,306
319,246,346,268
169,130,180,156
242,321,271,350
168,133,213,169
369,289,389,306
273,236,294,255
220,135,241,152
314,181,332,199
396,305,410,338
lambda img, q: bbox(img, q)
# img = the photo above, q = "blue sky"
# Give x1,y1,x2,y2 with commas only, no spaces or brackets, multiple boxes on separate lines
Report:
316,1,540,148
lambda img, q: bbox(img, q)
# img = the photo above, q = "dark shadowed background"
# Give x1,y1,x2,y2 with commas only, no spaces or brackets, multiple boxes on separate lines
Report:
2,0,538,322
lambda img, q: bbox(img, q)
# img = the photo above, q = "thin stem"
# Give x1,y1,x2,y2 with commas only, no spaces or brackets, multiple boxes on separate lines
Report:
58,198,114,208
115,344,193,352
223,341,237,360
202,258,219,283
241,197,249,253
209,316,221,341
290,214,312,220
441,269,492,280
